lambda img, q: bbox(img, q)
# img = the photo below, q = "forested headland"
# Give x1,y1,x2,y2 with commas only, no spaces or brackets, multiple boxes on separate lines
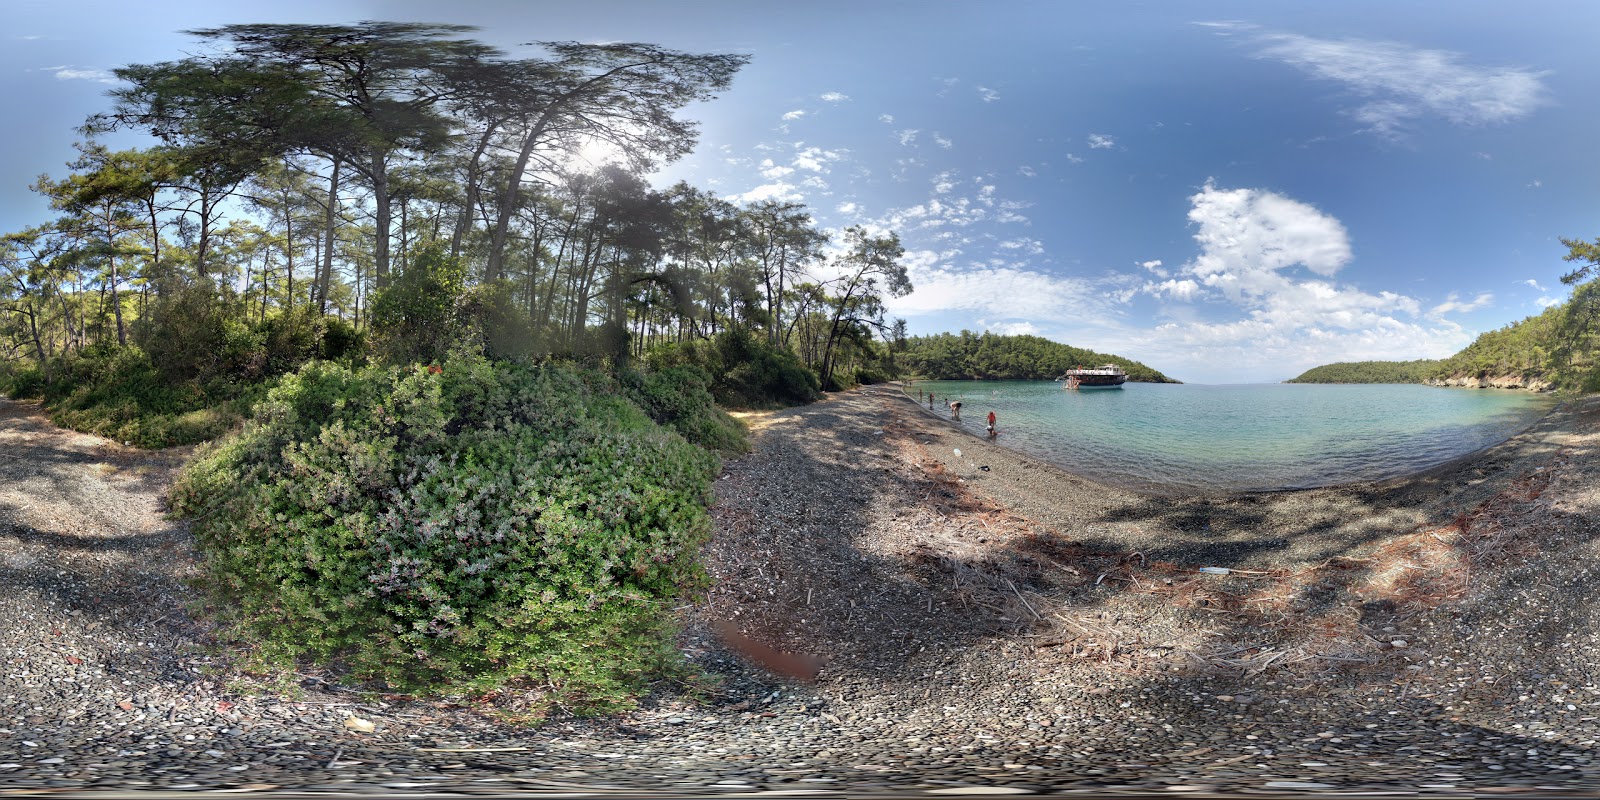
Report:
1289,240,1600,393
899,331,1178,383
1286,359,1445,385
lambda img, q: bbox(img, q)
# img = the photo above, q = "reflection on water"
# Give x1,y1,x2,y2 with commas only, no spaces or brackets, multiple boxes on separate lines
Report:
912,381,1557,493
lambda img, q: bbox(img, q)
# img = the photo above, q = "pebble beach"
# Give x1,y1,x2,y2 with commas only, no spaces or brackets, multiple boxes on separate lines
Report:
3,384,1600,796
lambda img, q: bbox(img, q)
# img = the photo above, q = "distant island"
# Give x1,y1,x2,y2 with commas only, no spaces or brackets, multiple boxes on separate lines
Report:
900,331,1179,383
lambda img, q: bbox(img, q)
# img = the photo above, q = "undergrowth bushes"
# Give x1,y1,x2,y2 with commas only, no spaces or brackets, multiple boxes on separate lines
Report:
170,355,720,708
646,329,820,409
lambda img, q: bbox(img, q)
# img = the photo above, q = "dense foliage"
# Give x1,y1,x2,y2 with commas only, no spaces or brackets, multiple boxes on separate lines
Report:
0,24,911,410
0,306,360,446
644,329,821,408
899,331,1177,383
170,356,721,705
1286,359,1445,385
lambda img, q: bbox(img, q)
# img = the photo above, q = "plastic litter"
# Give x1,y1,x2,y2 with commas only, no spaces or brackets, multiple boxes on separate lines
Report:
953,448,962,458
1198,566,1231,575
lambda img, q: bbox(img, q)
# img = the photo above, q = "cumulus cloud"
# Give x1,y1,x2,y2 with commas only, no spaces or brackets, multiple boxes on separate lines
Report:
820,92,850,102
1253,31,1549,138
1087,133,1116,149
1140,259,1169,278
933,133,954,149
836,201,859,215
791,145,844,173
1128,180,1478,380
726,182,804,204
977,85,1000,102
1522,278,1546,291
781,109,806,121
1149,278,1201,301
879,114,895,124
759,159,795,179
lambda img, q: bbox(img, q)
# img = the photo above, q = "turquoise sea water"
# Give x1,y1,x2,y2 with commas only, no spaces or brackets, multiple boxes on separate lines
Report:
910,381,1558,494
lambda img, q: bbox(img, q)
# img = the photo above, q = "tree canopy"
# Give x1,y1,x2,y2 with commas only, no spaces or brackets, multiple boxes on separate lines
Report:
899,331,1178,383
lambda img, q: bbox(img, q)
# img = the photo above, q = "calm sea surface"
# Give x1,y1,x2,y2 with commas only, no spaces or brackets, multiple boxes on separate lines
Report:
910,381,1558,494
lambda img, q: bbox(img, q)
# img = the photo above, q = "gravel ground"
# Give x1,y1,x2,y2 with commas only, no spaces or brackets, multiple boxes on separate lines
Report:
3,387,1599,796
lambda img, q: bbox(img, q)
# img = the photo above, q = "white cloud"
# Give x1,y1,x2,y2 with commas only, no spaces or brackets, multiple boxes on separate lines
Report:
791,146,844,173
1017,165,1037,178
1149,278,1201,301
977,86,1000,102
1065,153,1084,164
820,92,850,102
836,202,859,215
1087,133,1116,149
781,109,807,121
933,133,954,149
1528,179,1542,188
896,129,919,146
879,114,895,124
1522,278,1546,291
982,320,1040,337
759,159,795,179
50,67,116,84
1130,181,1476,380
1187,181,1352,286
1537,295,1563,308
1429,292,1493,316
1140,259,1168,277
726,181,803,204
1254,32,1549,139
997,237,1045,256
888,260,1098,319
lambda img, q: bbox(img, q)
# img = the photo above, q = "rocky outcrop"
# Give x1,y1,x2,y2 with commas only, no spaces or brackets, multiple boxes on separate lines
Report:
1425,374,1554,392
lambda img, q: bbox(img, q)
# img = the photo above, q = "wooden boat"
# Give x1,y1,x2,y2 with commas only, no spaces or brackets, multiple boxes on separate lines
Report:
1057,364,1128,389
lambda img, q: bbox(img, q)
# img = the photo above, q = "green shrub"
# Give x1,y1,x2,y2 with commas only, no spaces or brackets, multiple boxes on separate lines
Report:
170,355,719,707
644,329,820,409
369,242,467,365
619,365,748,453
0,363,46,399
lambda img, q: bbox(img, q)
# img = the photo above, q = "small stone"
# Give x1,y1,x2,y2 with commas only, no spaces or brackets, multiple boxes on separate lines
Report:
1391,639,1409,648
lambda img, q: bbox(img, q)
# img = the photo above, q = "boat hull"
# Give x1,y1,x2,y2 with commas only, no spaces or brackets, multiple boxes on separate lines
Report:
1075,377,1126,388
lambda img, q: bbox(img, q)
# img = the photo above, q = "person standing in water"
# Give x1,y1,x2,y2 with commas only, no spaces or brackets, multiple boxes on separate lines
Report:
986,410,997,438
949,400,962,420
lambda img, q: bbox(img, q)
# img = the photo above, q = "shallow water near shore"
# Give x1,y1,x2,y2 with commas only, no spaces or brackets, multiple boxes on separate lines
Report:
910,381,1558,493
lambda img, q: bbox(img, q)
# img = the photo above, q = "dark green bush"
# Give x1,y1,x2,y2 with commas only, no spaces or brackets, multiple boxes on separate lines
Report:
369,242,467,365
0,363,46,399
645,329,820,409
619,365,748,453
170,355,719,707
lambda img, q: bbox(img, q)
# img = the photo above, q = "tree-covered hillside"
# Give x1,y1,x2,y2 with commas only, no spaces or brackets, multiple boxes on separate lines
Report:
899,331,1178,382
1288,232,1600,393
1287,359,1444,384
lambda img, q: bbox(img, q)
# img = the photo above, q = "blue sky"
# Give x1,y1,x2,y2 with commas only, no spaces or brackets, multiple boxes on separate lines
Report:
4,0,1597,382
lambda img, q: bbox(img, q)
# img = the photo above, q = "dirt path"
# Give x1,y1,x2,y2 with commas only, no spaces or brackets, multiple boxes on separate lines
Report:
5,388,1600,793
